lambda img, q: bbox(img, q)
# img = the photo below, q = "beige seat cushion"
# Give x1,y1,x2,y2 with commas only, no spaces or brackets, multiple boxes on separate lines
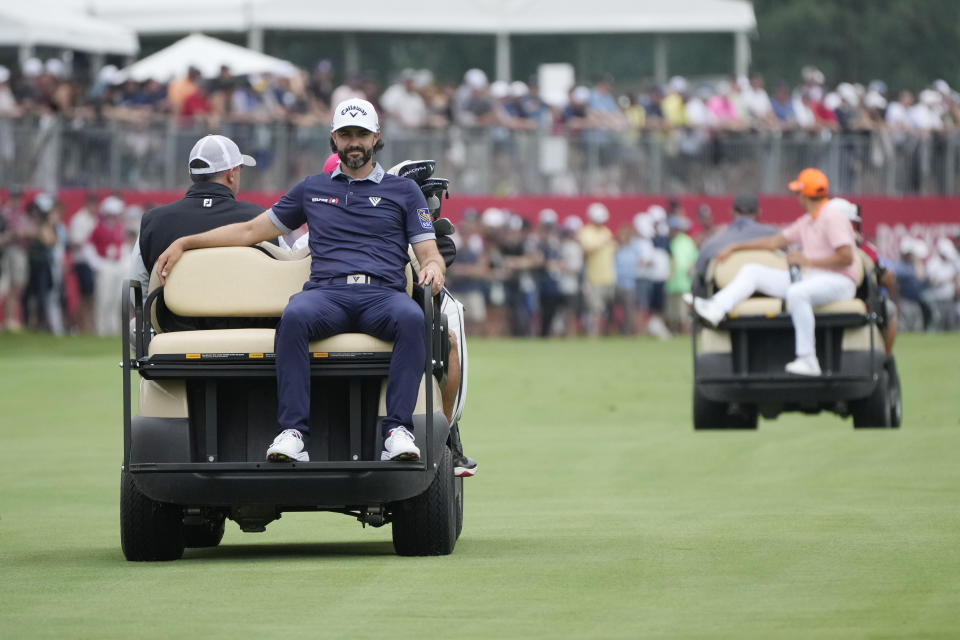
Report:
711,250,788,289
810,299,867,314
148,329,393,356
729,297,783,317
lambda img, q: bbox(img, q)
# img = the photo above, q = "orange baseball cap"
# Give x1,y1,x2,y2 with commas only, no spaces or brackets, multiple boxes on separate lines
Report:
788,168,829,197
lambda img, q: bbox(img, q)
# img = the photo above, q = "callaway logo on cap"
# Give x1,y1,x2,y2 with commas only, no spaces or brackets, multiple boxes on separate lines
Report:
331,98,380,133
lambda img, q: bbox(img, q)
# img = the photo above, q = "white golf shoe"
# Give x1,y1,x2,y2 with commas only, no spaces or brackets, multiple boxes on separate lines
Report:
785,356,822,376
693,297,726,327
381,426,420,461
266,429,310,462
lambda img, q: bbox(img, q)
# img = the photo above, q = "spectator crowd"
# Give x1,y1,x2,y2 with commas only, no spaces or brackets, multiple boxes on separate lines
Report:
1,188,959,339
2,58,960,193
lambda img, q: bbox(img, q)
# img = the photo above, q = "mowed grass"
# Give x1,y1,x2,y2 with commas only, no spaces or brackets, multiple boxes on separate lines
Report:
1,332,959,639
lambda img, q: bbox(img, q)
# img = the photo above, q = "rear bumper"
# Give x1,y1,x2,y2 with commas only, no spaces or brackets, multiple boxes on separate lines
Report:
695,350,879,404
129,463,432,507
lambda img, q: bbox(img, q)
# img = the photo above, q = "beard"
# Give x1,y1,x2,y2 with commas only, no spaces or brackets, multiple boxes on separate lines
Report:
338,145,374,170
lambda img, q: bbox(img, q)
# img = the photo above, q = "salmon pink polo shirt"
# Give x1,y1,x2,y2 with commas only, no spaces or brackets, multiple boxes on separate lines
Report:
781,200,858,283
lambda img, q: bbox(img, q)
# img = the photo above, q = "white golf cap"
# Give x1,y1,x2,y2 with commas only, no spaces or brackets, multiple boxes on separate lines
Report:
586,202,610,224
188,135,256,174
331,98,380,133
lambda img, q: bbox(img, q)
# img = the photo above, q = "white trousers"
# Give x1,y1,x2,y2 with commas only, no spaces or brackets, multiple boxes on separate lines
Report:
711,265,856,359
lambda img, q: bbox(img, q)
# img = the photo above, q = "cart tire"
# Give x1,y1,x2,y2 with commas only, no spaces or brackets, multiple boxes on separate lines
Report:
121,471,184,561
852,369,892,428
693,387,728,430
183,515,226,548
391,445,457,556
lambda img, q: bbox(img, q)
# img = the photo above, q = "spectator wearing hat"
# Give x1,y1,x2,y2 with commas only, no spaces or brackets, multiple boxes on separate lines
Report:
691,168,858,376
577,202,616,337
68,193,100,333
87,195,127,336
0,188,28,330
21,193,59,332
691,193,778,296
664,214,698,334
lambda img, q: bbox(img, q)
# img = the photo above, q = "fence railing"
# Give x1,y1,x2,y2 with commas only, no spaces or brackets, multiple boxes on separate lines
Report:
1,115,957,196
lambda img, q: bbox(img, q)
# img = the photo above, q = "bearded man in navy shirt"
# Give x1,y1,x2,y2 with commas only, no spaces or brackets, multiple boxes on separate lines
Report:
155,99,446,463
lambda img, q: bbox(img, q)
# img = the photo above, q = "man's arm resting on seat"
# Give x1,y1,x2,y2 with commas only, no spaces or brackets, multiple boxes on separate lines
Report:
155,211,283,284
412,239,446,296
715,233,789,262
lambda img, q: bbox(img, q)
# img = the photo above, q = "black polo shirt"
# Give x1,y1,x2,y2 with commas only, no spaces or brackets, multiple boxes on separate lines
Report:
138,182,264,275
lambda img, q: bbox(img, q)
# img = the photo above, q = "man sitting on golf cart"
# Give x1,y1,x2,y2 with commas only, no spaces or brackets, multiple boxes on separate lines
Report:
154,99,445,463
690,168,858,377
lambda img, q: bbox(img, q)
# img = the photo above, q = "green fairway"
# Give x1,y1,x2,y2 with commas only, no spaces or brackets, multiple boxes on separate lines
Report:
1,332,959,638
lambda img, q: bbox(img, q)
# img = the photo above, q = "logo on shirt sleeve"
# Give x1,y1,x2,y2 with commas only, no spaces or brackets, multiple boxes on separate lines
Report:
417,208,433,230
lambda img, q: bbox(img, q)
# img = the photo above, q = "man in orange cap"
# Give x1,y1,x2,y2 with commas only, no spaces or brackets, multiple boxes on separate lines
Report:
690,168,858,376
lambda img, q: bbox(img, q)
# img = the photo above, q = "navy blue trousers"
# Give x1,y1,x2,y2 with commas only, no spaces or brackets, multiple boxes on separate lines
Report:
274,282,425,438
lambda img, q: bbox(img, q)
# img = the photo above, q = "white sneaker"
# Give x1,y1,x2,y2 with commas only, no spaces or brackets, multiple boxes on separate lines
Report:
785,356,822,376
646,315,672,341
682,292,694,307
381,426,420,461
693,297,725,327
266,429,309,462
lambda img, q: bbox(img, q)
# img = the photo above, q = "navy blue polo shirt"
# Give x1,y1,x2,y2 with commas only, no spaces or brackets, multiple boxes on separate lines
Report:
267,163,435,290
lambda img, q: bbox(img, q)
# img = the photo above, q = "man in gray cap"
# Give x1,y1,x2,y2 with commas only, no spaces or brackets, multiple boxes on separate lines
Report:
130,134,261,292
690,193,778,296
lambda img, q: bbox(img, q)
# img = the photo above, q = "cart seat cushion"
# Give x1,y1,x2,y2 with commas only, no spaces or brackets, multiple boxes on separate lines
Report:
147,328,393,356
712,250,788,289
809,298,868,314
729,297,783,317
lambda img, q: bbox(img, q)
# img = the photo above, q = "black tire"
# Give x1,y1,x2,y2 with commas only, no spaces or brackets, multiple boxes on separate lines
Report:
693,387,727,430
120,471,184,561
182,514,226,548
886,358,902,428
852,369,892,428
694,389,757,430
391,444,457,556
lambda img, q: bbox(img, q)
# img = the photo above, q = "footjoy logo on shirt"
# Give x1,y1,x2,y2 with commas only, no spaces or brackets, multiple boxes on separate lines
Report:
312,196,339,204
417,208,433,230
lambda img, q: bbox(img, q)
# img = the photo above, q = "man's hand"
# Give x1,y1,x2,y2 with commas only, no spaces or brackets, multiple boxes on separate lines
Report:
418,259,445,296
155,239,184,285
786,251,809,268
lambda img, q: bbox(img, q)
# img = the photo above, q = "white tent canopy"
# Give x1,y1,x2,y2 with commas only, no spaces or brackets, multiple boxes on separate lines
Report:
118,34,297,82
0,4,138,56
69,0,755,35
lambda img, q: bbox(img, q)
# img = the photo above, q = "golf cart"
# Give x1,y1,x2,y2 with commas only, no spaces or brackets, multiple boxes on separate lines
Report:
692,249,902,430
120,161,463,561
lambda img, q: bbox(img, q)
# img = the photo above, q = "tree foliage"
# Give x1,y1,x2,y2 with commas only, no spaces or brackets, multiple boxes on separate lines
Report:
751,0,960,91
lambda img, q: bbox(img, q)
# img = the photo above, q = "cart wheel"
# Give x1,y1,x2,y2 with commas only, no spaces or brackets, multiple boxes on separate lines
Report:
183,514,226,548
121,471,184,561
391,445,457,556
851,369,892,428
693,387,728,430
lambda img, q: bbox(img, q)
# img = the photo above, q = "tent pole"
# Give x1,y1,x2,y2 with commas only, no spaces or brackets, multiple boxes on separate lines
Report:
495,32,511,82
344,33,360,77
734,31,750,78
653,35,667,85
248,27,264,53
